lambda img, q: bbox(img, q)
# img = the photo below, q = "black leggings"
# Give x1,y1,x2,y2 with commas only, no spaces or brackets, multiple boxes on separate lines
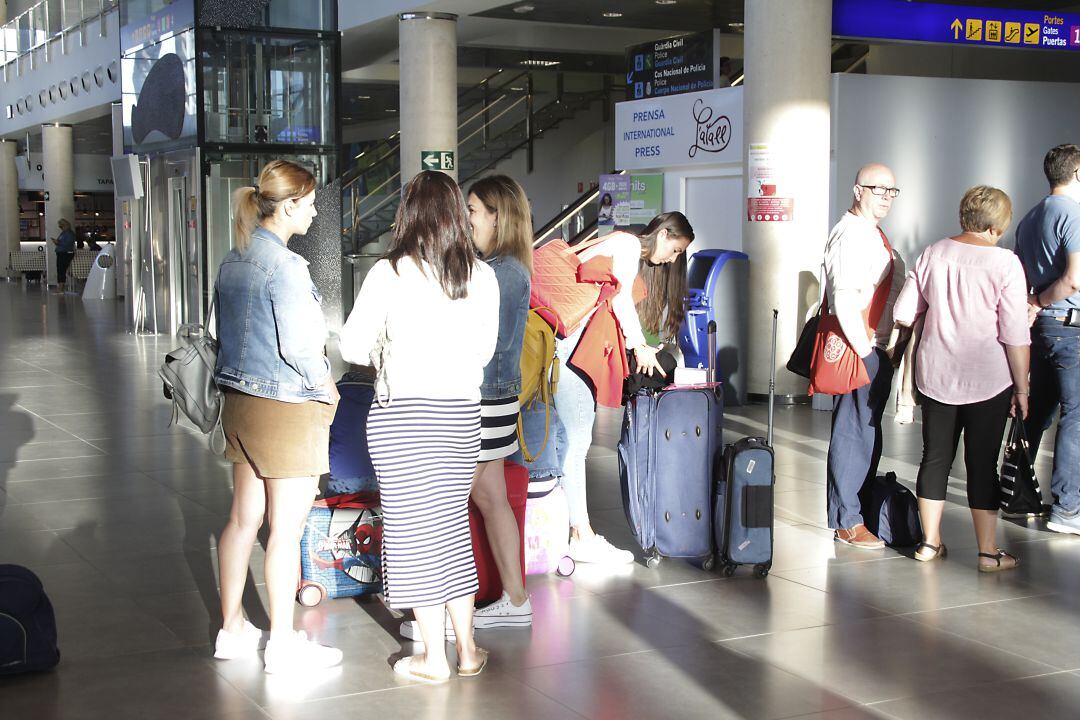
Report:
916,388,1012,510
56,252,74,283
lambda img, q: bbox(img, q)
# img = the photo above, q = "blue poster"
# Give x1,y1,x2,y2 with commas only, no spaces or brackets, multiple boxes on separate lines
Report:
833,0,1080,51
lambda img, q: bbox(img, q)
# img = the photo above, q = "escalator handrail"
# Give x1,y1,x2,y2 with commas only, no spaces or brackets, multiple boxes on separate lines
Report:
534,169,626,247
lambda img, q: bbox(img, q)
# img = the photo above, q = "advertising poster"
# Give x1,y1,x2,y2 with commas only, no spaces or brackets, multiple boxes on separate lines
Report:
597,174,631,227
746,143,794,222
630,174,664,226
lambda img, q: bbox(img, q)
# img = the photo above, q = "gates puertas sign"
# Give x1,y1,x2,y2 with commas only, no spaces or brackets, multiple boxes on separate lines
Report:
615,87,742,170
626,31,714,100
834,0,1080,51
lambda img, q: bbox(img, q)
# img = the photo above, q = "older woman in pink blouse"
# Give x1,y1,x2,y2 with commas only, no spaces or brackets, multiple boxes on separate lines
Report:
893,186,1030,572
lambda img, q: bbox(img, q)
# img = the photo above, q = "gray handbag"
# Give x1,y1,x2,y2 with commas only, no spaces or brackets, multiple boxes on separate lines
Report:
159,296,225,453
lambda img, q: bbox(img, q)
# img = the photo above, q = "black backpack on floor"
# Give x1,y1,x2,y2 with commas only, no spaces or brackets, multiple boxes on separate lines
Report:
0,564,60,675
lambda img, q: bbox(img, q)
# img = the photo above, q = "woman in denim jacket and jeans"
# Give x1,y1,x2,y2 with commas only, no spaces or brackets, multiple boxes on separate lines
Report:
212,160,342,674
468,176,533,628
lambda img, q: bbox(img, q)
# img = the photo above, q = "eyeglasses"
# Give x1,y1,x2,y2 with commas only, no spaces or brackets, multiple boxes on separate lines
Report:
859,185,901,199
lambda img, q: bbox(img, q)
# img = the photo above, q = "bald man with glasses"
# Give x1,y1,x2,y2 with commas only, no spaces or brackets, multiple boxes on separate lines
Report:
821,163,907,549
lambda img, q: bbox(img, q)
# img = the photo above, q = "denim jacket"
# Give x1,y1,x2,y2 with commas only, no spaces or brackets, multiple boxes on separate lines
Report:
481,255,531,400
214,227,331,403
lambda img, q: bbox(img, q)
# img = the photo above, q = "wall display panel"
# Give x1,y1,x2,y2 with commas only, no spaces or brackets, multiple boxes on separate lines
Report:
121,0,195,52
121,29,198,154
199,31,336,146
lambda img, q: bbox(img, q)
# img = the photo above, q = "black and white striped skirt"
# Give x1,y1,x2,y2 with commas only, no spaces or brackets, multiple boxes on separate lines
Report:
366,397,481,609
479,396,520,463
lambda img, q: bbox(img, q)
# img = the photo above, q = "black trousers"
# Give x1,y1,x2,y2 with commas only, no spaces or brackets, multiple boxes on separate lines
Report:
56,252,75,284
916,388,1012,510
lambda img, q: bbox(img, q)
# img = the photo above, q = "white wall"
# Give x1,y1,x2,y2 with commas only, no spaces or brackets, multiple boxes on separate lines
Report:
17,152,113,192
484,100,613,228
0,10,121,138
831,73,1080,266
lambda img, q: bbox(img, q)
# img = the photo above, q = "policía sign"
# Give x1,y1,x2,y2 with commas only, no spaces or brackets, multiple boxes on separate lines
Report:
625,31,714,100
834,0,1080,51
615,87,742,170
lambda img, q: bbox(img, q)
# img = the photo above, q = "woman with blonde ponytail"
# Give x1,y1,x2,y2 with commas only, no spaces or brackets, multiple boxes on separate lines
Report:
211,159,343,675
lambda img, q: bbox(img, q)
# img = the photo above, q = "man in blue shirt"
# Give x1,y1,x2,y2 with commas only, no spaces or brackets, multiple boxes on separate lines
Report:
1016,144,1080,535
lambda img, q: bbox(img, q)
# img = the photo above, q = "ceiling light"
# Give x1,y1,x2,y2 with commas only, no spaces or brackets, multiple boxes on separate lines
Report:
602,11,623,18
385,108,397,113
728,22,745,29
520,59,560,67
355,95,371,100
513,4,535,13
655,0,677,4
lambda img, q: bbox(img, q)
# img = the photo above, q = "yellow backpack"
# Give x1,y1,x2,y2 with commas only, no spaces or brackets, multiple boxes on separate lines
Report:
517,308,560,462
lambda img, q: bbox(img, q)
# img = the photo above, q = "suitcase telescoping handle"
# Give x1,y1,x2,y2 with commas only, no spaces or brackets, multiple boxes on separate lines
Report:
768,309,778,447
706,320,717,384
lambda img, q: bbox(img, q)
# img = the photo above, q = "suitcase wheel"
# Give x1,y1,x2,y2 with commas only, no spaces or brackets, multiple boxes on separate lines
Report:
722,563,737,578
556,555,576,577
754,563,770,579
700,555,715,572
645,553,662,569
297,583,325,607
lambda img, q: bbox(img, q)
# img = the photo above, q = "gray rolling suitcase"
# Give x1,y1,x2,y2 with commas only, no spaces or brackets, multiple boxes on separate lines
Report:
715,310,777,578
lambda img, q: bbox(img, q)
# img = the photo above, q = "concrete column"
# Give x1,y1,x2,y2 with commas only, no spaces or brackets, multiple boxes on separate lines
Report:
398,12,457,185
0,140,18,273
742,0,832,399
42,123,74,286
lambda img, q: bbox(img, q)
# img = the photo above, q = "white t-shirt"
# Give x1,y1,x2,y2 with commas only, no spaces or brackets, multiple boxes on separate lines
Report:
339,258,500,400
823,212,906,350
577,231,648,349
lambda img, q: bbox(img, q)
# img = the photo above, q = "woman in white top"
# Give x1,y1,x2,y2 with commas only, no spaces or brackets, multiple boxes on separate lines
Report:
551,212,694,565
339,171,499,683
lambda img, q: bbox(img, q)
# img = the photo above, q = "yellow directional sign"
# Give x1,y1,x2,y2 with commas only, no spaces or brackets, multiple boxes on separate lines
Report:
965,19,983,41
1005,21,1021,43
986,20,1002,42
1024,22,1040,44
950,18,962,40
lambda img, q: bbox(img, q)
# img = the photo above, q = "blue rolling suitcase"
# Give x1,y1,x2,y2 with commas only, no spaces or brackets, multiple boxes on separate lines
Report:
619,325,722,570
715,310,777,578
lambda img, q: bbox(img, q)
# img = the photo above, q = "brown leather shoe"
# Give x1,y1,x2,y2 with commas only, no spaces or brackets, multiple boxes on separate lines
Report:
834,524,885,549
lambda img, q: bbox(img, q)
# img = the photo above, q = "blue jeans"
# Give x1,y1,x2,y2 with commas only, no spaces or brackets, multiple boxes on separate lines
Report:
553,328,594,529
1024,318,1080,515
826,349,894,530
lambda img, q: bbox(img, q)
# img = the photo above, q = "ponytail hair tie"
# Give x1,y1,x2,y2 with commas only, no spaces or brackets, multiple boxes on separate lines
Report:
253,184,260,196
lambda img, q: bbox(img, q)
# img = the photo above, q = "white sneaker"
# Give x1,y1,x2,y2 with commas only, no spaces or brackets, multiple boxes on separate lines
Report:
399,612,456,643
263,631,343,674
568,534,635,565
473,591,532,629
213,620,265,660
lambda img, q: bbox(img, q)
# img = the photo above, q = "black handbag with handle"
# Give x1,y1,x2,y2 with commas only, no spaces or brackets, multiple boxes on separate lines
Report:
1000,418,1050,519
786,312,819,379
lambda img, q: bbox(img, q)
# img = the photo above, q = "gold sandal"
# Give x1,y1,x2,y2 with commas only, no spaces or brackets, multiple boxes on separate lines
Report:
914,542,947,562
393,655,450,684
978,550,1019,573
458,648,489,677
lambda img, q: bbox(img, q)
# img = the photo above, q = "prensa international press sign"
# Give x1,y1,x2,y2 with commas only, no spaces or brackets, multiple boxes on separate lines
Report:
615,87,742,171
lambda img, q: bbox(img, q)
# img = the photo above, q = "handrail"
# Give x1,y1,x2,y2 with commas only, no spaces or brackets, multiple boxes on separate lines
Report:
342,73,530,193
534,169,626,247
1,0,118,73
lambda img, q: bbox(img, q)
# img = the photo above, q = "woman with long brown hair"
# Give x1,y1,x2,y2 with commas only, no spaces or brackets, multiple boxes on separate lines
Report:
339,170,499,683
552,212,693,565
213,159,342,674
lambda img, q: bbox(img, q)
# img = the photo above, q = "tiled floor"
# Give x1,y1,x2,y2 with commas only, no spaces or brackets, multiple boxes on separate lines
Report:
1,282,1079,719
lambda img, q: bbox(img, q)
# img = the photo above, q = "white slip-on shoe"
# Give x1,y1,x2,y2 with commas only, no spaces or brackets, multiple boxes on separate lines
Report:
263,631,343,674
473,591,533,629
213,620,265,660
568,534,635,565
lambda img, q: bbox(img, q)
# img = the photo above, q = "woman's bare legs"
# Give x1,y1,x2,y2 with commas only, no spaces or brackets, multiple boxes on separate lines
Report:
263,476,319,635
471,459,527,605
218,462,265,634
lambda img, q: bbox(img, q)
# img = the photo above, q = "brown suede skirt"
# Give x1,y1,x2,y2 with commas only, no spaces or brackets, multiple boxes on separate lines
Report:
222,390,338,479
